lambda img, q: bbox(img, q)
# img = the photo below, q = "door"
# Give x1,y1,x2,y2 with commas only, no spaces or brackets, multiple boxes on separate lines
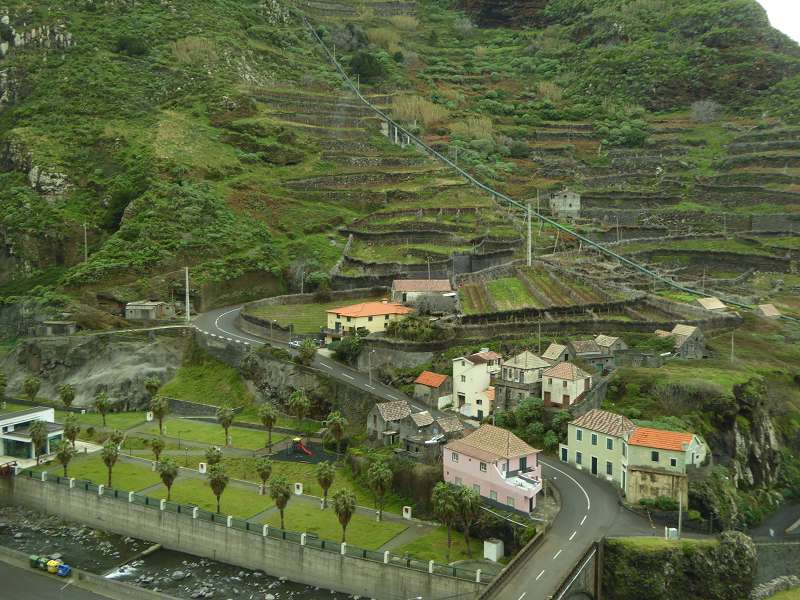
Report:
519,456,527,472
622,469,627,493
477,409,484,420
591,456,598,475
544,391,551,405
529,496,534,512
561,447,568,462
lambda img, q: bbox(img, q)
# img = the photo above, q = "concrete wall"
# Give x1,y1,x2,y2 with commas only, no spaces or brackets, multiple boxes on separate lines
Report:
626,467,688,506
754,542,800,585
0,476,485,599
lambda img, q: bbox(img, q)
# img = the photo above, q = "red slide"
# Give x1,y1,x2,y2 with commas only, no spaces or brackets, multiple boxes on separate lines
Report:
298,441,313,456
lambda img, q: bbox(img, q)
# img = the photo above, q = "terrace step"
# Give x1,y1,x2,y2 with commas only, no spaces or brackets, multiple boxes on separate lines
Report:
284,169,456,190
268,111,380,129
726,140,800,155
731,128,800,143
298,0,358,16
368,1,417,16
322,154,429,168
719,153,800,170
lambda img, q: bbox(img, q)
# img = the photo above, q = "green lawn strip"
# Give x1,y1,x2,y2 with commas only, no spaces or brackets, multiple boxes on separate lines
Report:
222,458,407,515
235,407,322,435
36,454,161,491
54,410,147,431
139,417,287,451
770,589,800,600
261,503,407,550
146,477,274,518
159,358,253,408
393,526,482,564
606,537,717,551
248,296,383,333
0,402,35,415
486,277,538,310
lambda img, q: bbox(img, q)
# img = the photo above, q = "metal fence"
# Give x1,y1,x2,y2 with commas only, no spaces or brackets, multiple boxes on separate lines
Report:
15,469,490,584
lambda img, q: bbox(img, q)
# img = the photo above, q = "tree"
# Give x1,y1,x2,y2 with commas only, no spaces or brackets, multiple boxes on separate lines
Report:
58,383,75,409
255,458,273,495
550,409,572,439
101,441,119,487
457,487,482,558
158,458,179,501
326,410,347,458
331,489,356,543
432,482,459,562
367,460,392,522
149,396,170,436
208,463,229,514
257,403,278,453
288,390,310,442
348,50,386,83
63,414,81,449
28,420,49,465
216,405,234,447
109,429,124,446
205,446,223,466
55,440,76,477
23,376,41,402
144,376,161,401
151,437,165,464
0,371,7,399
296,339,317,366
542,430,559,451
331,335,362,364
269,475,292,529
315,461,335,509
94,392,111,427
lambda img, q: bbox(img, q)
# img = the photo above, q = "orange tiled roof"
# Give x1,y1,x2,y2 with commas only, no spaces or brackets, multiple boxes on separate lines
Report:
327,301,413,318
445,424,539,461
414,371,449,388
628,427,695,451
543,362,591,381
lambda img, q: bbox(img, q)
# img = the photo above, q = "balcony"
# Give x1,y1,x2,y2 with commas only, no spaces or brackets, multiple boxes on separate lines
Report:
496,464,543,496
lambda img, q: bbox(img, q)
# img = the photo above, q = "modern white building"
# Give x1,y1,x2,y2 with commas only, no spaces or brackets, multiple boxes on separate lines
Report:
452,349,502,420
0,407,63,461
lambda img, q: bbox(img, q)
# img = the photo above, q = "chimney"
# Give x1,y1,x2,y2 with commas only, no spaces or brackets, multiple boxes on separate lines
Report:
381,298,388,304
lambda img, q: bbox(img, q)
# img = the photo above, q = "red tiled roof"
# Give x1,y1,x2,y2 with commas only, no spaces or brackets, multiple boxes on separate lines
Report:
415,371,449,388
466,351,501,364
392,279,453,293
327,301,413,318
543,362,591,381
628,427,695,451
445,424,539,461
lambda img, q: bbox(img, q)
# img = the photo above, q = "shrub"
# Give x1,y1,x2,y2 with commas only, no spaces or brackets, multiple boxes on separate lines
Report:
451,117,493,140
509,141,530,158
453,16,474,39
537,81,564,103
171,36,218,66
348,51,386,83
392,95,448,125
385,316,439,342
115,36,148,57
367,27,401,53
389,15,418,30
691,99,723,123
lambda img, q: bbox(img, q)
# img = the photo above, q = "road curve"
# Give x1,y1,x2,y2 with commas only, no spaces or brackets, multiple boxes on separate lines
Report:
194,305,433,413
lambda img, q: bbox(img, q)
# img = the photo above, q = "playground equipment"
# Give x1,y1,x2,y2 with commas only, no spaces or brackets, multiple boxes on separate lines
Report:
291,437,313,456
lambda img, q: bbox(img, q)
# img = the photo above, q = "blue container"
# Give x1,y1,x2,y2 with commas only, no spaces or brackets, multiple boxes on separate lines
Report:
56,564,72,577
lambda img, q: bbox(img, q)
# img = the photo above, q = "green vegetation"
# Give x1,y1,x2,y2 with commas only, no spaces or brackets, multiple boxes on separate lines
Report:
37,455,161,491
770,588,800,600
394,526,482,563
247,296,382,333
486,277,538,310
147,478,273,518
54,410,147,431
140,417,287,450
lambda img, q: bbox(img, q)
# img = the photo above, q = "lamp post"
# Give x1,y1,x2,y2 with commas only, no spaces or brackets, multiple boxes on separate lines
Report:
368,349,376,384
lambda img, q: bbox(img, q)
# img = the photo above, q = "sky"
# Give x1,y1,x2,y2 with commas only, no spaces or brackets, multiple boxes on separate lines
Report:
756,0,800,43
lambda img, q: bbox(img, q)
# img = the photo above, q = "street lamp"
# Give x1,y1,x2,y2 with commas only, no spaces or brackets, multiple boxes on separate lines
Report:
368,349,376,384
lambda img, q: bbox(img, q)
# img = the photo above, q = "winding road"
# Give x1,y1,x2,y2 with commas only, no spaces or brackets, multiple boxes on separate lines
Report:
195,304,654,599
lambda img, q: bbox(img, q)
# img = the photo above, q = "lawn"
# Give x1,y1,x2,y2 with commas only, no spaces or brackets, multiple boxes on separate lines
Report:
236,407,322,435
146,477,274,518
486,277,538,310
159,350,253,408
771,589,800,600
394,526,483,564
54,410,147,431
140,418,287,451
262,503,407,550
0,402,35,415
222,458,408,515
248,296,383,333
38,455,162,491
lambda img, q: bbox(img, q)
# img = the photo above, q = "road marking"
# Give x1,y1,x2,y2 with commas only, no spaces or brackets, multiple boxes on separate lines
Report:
555,549,597,600
212,307,266,345
542,461,591,511
342,373,354,380
569,531,577,541
536,570,545,581
581,515,587,526
320,362,333,369
518,593,527,600
553,549,562,560
365,384,376,390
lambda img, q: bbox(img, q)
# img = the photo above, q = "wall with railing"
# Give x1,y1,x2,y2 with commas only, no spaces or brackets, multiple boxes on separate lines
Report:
2,469,488,599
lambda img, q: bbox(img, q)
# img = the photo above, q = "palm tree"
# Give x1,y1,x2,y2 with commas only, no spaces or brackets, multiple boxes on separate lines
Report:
205,446,223,466
55,440,76,477
255,458,272,495
151,437,165,464
326,411,347,458
432,482,459,562
144,376,161,401
158,457,179,501
457,486,482,558
208,463,229,514
257,403,278,453
315,461,335,509
367,460,392,522
149,396,169,436
287,390,310,438
94,392,111,427
109,429,124,446
331,489,356,543
28,420,49,465
63,414,81,449
58,383,75,409
269,475,292,529
23,376,41,403
101,441,119,487
216,405,234,447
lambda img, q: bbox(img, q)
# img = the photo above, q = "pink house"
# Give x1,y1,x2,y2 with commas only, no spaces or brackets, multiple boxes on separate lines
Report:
443,424,543,514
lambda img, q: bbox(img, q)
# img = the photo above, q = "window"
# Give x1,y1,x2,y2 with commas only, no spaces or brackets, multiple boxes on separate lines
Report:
651,451,660,463
473,484,480,494
451,452,459,463
563,380,568,388
480,462,487,472
490,490,498,501
454,477,462,486
576,429,583,442
548,378,552,384
476,399,482,405
576,451,583,465
461,375,466,383
670,458,677,467
606,438,613,451
368,316,373,322
506,497,515,509
347,316,352,322
606,461,613,476
622,442,627,458
384,315,390,320
561,447,568,462
591,433,598,446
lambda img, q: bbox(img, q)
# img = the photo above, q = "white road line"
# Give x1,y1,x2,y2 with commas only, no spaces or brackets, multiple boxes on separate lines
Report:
542,461,591,511
553,549,562,560
212,308,266,345
580,515,587,526
320,363,333,369
569,531,577,541
387,395,399,400
536,570,545,581
342,373,354,380
518,593,527,600
365,384,376,390
555,549,597,600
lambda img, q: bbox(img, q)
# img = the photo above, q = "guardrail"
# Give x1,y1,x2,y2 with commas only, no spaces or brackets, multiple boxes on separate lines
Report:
301,16,800,325
13,468,491,584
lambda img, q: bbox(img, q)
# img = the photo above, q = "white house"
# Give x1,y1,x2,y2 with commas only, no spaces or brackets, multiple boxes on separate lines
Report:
453,349,502,421
541,343,569,365
0,407,64,462
541,362,592,408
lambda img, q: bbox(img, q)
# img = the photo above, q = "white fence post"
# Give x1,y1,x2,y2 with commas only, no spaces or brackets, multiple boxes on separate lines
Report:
428,560,434,574
128,491,134,503
301,533,307,546
383,551,390,564
340,543,346,556
40,471,47,482
476,569,481,583
97,484,104,496
226,515,233,528
263,524,269,537
192,507,199,519
68,478,75,489
160,499,166,511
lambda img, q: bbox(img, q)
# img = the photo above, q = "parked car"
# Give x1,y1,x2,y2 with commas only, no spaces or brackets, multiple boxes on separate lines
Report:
288,339,302,349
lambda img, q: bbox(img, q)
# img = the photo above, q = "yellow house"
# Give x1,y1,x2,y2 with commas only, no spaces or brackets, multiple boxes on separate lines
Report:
325,300,413,343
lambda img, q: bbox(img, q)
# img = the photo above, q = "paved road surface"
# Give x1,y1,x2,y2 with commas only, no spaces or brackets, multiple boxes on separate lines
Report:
194,305,433,414
0,562,110,600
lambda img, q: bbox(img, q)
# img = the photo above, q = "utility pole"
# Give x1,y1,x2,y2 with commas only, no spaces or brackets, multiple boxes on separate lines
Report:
184,267,191,323
527,203,532,267
300,270,305,295
678,494,683,539
538,319,541,354
368,350,375,384
427,257,431,280
616,216,621,243
83,222,88,262
730,329,735,364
